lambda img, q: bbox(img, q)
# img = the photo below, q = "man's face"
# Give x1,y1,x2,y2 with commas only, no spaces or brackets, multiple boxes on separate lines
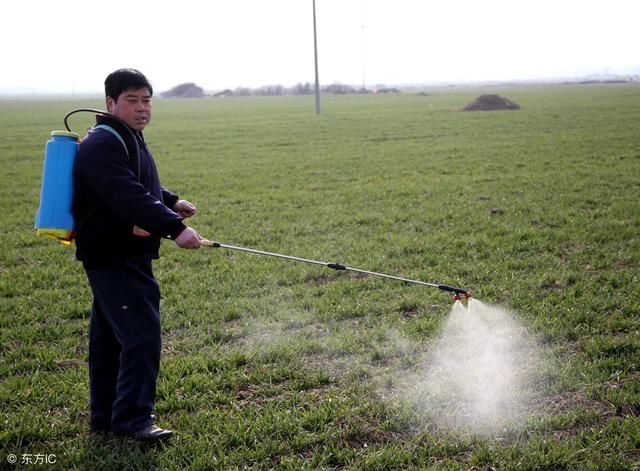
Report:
106,87,152,131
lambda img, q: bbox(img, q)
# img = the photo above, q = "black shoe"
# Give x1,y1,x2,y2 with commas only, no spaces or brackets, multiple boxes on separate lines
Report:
132,424,174,441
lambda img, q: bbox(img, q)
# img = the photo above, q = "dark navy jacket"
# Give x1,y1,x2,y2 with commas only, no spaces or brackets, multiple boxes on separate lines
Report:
72,115,186,267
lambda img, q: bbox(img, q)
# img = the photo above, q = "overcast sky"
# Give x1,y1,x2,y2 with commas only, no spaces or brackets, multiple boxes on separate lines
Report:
2,0,638,95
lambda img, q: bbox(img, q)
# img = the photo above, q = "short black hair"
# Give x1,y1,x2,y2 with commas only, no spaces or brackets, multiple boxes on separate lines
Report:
104,68,153,101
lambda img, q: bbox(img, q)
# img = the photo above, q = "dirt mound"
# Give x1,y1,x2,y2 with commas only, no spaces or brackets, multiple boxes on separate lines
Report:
462,94,521,111
161,82,205,98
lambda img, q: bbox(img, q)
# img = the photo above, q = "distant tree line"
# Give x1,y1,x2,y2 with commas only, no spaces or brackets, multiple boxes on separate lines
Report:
213,83,394,97
163,82,401,98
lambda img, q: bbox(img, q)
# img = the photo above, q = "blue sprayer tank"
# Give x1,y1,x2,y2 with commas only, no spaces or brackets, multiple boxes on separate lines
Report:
34,130,80,244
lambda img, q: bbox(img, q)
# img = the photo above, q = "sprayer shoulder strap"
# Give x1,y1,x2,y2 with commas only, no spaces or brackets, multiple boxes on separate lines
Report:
75,124,134,232
93,124,129,157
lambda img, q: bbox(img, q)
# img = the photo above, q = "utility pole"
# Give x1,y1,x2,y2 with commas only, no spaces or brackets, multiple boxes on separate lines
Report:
313,0,321,115
360,5,366,91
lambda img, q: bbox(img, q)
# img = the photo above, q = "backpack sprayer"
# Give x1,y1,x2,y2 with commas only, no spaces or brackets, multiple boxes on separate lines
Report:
34,128,80,244
34,109,139,244
202,241,471,300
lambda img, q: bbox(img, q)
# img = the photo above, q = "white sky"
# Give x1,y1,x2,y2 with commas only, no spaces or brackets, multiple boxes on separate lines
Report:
2,0,638,94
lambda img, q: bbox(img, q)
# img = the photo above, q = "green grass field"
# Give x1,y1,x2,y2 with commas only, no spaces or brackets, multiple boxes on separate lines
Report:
1,84,639,469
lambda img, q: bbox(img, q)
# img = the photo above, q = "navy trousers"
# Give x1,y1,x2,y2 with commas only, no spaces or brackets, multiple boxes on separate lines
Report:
84,258,161,435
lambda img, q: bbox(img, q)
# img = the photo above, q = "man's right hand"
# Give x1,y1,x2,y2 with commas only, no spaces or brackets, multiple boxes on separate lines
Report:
174,227,206,249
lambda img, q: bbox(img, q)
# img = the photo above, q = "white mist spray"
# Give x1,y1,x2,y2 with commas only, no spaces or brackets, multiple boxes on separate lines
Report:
402,298,541,435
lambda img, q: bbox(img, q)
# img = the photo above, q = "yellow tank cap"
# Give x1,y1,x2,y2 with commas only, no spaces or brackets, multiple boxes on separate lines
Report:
51,130,80,139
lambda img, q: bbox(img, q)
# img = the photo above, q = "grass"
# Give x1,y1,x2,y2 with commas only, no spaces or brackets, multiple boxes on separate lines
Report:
1,84,639,469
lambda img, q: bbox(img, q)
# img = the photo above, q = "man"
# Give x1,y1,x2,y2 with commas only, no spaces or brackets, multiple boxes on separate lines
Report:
73,68,205,440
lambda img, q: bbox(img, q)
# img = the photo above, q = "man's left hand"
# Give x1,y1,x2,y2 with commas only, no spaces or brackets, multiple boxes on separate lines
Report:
173,200,197,219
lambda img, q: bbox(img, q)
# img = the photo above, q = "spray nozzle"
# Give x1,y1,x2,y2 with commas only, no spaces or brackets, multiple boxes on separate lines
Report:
454,292,473,302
